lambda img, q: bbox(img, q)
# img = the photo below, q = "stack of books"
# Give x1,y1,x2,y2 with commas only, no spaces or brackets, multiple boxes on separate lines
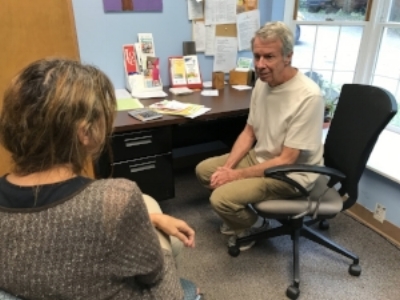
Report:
149,100,210,119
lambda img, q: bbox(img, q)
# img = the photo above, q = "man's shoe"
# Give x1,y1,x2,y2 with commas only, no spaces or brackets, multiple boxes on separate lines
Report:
226,218,270,251
228,235,256,251
220,217,270,236
220,222,235,235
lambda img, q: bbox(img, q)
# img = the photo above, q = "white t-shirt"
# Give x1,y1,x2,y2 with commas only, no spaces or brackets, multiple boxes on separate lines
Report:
247,71,324,190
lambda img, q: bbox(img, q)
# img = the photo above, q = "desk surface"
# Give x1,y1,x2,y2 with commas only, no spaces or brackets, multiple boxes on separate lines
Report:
113,86,252,132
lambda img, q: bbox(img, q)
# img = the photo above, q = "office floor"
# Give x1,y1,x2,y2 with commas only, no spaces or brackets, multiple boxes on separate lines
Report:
160,169,400,300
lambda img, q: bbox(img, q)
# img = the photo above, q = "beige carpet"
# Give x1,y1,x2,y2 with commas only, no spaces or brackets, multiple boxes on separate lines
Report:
160,169,400,300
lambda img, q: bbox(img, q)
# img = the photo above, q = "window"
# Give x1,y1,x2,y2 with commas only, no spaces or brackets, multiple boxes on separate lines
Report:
284,0,400,132
371,0,400,130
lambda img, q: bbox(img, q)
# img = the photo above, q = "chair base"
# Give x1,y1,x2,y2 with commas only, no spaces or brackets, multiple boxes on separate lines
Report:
228,218,361,299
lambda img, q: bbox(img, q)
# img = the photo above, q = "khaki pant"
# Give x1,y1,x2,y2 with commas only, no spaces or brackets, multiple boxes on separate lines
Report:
143,194,182,258
195,151,298,231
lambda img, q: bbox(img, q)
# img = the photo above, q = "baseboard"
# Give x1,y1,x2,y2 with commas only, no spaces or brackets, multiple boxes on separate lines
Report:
345,202,400,248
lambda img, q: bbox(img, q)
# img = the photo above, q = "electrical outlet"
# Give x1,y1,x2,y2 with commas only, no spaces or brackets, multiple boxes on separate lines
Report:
373,203,386,223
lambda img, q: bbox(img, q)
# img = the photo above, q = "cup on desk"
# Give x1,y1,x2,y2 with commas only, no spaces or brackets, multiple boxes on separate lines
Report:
212,71,225,90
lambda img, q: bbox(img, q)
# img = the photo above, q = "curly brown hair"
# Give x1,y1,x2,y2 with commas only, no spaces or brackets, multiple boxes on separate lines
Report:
0,58,117,175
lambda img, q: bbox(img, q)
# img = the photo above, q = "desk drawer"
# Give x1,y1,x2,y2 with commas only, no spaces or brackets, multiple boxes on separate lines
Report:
112,127,172,162
112,154,174,200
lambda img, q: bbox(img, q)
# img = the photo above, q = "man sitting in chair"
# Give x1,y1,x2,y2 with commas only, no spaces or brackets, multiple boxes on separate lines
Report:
196,21,324,251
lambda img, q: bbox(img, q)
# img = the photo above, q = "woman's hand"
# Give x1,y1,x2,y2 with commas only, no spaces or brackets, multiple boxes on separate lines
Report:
150,213,195,248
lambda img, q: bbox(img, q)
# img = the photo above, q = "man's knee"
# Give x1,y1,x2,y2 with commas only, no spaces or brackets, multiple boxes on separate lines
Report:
210,189,231,213
195,158,213,186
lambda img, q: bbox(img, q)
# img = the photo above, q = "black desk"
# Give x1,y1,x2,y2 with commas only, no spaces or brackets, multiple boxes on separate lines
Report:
95,86,251,200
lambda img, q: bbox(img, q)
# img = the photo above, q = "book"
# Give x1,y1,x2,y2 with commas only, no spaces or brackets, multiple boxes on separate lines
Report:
128,108,163,122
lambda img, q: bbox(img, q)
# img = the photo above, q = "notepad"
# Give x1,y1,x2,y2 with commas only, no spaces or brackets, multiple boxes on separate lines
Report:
116,98,144,111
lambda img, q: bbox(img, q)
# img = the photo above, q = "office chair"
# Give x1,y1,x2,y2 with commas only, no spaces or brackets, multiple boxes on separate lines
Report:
228,84,398,300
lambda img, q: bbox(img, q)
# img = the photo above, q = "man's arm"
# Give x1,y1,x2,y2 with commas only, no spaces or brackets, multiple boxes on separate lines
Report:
237,146,300,178
223,123,256,169
210,145,301,189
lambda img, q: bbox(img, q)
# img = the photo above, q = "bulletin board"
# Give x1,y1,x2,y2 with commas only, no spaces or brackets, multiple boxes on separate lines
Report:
189,0,259,52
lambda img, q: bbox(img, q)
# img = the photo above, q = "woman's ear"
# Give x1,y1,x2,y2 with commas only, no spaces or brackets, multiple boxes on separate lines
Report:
77,122,90,146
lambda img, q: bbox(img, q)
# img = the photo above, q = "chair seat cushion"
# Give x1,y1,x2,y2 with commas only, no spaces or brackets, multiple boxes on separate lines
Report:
254,176,343,218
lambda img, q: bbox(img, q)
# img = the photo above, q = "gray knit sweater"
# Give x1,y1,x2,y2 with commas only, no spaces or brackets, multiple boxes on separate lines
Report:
0,179,183,300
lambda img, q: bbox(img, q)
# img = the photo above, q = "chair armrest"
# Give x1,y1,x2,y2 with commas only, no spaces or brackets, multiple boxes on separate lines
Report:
264,164,346,191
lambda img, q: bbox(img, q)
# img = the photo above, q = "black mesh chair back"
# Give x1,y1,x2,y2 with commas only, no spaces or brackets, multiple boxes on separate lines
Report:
324,84,397,208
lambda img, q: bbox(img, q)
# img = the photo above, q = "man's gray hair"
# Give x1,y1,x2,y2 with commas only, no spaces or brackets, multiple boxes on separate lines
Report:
251,21,294,56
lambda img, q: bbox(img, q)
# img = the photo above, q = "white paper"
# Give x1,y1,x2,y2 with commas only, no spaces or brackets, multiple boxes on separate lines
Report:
115,88,132,99
232,85,253,90
169,87,193,95
187,107,211,118
201,89,219,96
236,10,260,51
188,0,204,20
131,90,167,99
213,37,238,73
202,81,212,88
193,21,206,52
204,0,236,25
204,25,216,56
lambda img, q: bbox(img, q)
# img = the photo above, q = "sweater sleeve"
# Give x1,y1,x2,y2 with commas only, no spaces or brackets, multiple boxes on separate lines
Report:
107,180,164,285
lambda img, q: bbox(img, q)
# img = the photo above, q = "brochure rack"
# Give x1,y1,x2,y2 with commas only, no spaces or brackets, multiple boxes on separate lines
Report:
123,34,163,95
168,55,203,90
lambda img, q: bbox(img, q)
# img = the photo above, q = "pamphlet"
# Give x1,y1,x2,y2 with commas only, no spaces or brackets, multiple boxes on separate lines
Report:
123,44,139,74
149,99,210,119
169,57,188,86
144,56,162,88
184,55,202,85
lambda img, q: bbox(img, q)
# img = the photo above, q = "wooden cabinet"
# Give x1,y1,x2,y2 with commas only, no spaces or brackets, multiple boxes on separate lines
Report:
96,126,174,201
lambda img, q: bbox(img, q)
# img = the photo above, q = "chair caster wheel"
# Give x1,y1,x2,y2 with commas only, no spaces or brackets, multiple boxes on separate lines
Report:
349,264,361,276
319,219,330,230
286,285,300,300
228,246,240,257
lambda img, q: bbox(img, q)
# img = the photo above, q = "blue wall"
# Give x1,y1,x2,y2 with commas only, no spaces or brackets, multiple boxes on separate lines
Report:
71,0,282,89
359,170,400,227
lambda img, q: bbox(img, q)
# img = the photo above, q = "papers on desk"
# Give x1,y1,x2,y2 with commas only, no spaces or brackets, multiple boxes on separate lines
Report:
149,100,211,119
169,87,194,95
201,89,219,96
232,85,252,91
131,90,168,99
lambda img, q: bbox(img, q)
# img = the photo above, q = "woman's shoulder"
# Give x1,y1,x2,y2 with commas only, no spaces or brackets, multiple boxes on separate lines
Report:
84,178,144,207
89,178,140,193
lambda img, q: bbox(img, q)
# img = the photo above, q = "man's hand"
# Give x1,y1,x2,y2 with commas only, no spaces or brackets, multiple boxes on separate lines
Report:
210,167,241,189
150,213,195,248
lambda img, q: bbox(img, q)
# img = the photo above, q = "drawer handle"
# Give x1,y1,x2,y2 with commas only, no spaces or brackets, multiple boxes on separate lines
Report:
124,136,152,147
129,161,156,173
